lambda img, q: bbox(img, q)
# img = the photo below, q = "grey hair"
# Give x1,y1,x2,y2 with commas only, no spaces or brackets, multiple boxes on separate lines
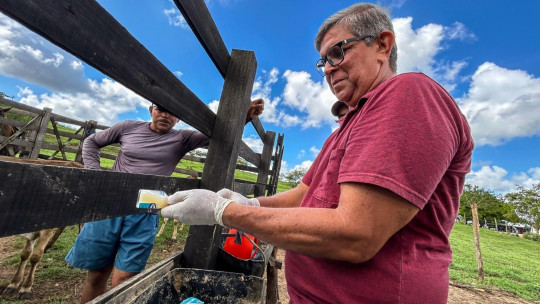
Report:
315,3,397,73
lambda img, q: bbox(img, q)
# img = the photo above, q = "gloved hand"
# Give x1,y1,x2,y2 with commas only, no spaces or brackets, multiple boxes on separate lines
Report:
161,189,233,226
217,188,260,207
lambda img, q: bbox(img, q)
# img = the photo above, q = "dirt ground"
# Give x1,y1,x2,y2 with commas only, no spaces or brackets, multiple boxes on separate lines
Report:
0,236,536,304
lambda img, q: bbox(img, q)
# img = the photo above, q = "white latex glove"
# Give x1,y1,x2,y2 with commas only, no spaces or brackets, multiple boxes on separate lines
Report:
161,189,233,226
217,188,260,207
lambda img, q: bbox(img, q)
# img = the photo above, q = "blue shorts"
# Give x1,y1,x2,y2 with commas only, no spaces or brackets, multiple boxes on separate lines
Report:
65,213,159,273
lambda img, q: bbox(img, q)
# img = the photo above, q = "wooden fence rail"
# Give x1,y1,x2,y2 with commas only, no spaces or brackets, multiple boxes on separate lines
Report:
1,97,283,194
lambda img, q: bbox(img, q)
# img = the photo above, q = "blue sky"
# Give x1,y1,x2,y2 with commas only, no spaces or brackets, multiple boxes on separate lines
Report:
1,0,539,194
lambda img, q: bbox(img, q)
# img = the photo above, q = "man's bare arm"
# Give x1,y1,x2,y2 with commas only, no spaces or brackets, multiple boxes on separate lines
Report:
223,182,419,263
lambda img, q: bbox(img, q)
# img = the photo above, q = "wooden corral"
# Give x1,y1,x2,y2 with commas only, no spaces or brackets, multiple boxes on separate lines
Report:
0,0,285,303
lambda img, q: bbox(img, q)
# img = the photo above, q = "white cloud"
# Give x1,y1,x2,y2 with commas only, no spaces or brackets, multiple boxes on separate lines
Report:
297,149,305,159
242,135,264,154
281,70,338,129
459,62,540,146
293,160,313,173
163,8,188,28
309,146,320,157
251,68,303,128
393,17,470,91
281,159,313,175
0,13,151,126
466,166,540,194
445,22,476,41
279,160,289,175
393,17,443,75
0,14,88,93
18,81,149,126
385,0,407,9
208,100,219,113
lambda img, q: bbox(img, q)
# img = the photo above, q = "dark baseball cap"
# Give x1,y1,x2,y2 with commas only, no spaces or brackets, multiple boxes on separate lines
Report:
331,100,347,117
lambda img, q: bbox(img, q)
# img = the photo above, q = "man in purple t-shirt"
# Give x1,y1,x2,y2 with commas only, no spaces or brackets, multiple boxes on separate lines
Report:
66,100,264,303
162,3,474,303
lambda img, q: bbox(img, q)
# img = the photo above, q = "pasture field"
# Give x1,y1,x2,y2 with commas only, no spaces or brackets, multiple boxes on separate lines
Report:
449,223,540,301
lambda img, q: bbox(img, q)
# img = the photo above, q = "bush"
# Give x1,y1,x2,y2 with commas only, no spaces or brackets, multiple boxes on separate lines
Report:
522,232,540,242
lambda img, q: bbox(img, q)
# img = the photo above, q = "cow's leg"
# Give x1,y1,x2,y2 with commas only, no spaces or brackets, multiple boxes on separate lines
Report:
44,227,65,252
180,223,185,231
2,233,39,296
156,217,169,237
172,220,179,240
18,229,55,299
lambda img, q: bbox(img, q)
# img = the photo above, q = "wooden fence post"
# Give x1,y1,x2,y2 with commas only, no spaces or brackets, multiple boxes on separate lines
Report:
471,203,484,281
267,133,284,196
182,49,257,270
28,107,52,159
254,131,276,197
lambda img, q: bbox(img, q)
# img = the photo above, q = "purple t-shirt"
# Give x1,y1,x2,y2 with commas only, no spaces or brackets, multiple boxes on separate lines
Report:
82,120,209,176
286,73,474,303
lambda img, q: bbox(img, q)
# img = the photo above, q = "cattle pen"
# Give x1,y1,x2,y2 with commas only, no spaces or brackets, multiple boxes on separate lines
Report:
0,0,285,303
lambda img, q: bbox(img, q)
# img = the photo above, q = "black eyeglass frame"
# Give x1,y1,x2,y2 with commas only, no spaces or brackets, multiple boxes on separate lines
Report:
315,35,373,77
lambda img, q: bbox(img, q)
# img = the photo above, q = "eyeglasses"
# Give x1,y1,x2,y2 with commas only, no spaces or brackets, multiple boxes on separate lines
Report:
316,35,373,77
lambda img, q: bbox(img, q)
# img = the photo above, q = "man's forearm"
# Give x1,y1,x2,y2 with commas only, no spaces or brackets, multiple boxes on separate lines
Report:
257,183,308,208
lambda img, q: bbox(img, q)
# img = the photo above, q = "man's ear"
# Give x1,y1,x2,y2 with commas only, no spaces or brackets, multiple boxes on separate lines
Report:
376,30,394,61
148,106,154,115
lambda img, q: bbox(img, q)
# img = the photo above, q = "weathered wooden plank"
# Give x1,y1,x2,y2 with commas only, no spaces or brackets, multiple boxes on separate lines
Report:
45,128,84,141
29,108,52,159
235,163,258,173
251,116,266,142
0,1,215,136
181,154,206,164
255,131,276,197
233,182,256,197
41,142,79,154
1,97,42,116
239,141,261,168
0,136,33,148
183,49,257,270
173,167,201,178
0,116,38,130
0,160,198,237
267,133,285,196
1,97,108,129
173,0,230,78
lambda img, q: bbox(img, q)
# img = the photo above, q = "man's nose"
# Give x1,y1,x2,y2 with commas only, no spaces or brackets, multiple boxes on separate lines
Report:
324,60,337,75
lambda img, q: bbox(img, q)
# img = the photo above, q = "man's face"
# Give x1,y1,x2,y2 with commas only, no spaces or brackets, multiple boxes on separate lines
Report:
319,24,381,108
149,105,179,132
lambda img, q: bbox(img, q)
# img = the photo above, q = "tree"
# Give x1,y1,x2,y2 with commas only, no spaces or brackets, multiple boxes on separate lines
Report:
281,168,307,187
459,184,513,222
506,183,540,235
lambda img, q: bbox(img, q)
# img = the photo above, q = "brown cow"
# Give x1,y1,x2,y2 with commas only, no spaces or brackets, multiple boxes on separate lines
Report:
0,107,24,156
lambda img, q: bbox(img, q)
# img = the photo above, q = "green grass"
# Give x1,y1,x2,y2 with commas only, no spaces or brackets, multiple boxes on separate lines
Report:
449,223,540,301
